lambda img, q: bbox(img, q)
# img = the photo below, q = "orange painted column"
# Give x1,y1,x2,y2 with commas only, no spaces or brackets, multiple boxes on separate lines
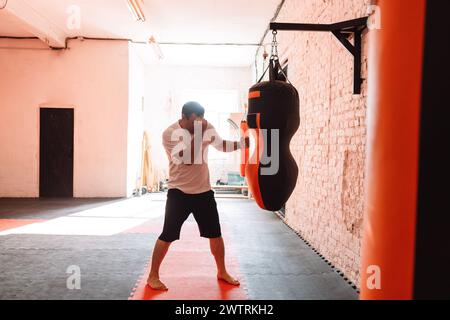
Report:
360,0,426,299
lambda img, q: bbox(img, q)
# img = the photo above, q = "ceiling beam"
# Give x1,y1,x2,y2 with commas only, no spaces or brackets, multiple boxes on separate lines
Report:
3,0,66,48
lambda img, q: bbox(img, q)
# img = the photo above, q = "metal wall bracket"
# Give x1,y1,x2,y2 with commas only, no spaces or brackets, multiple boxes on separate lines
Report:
270,17,368,94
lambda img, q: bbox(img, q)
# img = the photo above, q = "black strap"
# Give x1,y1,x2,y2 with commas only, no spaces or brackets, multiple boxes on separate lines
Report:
257,63,270,83
257,58,282,83
269,58,281,82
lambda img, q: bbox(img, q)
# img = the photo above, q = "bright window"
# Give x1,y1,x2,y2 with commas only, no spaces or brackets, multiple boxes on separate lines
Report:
180,89,240,160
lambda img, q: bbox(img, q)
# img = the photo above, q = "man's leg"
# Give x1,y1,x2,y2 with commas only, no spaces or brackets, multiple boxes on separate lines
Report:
147,189,190,290
192,191,239,285
209,237,240,286
147,239,171,290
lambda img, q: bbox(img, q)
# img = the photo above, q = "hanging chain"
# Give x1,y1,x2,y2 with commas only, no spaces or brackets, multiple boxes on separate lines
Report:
271,30,279,61
258,29,292,84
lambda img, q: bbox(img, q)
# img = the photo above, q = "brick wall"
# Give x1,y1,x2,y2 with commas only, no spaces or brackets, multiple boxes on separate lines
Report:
255,0,370,286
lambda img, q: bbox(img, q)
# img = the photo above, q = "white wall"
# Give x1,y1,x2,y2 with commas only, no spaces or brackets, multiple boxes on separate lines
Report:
0,38,253,197
127,45,146,196
0,38,130,198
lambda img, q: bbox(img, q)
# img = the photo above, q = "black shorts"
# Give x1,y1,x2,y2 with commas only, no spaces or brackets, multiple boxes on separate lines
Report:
158,189,222,242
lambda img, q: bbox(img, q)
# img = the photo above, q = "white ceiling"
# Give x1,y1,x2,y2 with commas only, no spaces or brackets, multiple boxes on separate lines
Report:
133,43,261,67
0,0,281,66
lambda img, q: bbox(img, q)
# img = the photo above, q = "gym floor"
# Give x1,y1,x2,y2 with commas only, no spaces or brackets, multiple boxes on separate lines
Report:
0,194,358,300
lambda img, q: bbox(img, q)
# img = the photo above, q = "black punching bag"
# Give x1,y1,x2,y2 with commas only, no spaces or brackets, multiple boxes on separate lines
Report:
246,59,300,211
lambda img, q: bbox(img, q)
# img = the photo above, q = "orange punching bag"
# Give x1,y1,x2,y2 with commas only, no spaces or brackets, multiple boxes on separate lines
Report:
361,0,450,299
240,120,249,177
245,58,300,211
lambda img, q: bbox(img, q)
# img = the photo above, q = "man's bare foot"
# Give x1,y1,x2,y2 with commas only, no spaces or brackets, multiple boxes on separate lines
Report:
217,272,240,286
147,277,168,291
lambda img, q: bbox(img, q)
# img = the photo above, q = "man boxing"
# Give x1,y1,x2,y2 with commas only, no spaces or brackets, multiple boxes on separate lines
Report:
147,101,248,291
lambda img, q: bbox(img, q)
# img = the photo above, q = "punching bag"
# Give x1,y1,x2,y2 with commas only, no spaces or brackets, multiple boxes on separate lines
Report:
245,58,300,211
360,0,450,299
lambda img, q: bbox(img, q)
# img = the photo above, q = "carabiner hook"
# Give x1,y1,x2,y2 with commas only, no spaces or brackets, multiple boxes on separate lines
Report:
271,30,279,61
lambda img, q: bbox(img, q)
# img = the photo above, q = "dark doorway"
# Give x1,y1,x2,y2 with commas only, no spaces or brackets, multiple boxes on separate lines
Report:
39,108,74,198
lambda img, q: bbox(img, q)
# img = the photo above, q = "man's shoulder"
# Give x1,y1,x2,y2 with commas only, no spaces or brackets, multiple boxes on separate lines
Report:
163,122,179,137
206,122,217,131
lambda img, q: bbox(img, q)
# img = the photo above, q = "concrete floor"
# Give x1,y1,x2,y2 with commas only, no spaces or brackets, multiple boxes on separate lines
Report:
0,195,358,300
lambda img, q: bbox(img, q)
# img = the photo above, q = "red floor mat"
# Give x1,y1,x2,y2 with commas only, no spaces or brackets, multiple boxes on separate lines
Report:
129,221,248,300
0,219,45,232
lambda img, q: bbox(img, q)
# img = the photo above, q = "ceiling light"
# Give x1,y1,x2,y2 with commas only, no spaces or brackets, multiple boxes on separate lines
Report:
126,0,145,22
148,36,164,60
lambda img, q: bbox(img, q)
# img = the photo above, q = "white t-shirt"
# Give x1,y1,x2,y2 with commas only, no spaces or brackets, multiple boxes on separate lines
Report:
162,121,231,195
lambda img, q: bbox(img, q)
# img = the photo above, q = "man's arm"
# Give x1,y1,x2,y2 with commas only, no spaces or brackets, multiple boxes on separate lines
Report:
220,140,241,152
190,119,209,163
163,127,191,164
209,124,249,153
